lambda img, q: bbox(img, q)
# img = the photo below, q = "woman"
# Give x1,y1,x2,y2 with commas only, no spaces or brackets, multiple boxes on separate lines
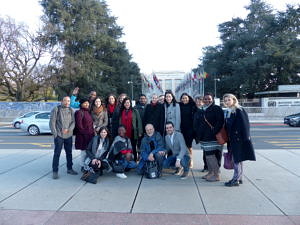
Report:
144,94,165,136
106,94,117,136
179,93,196,167
193,95,207,171
111,93,127,138
91,97,108,134
223,93,256,187
75,98,94,171
163,90,181,135
108,125,137,179
194,93,224,182
82,127,112,183
118,97,143,161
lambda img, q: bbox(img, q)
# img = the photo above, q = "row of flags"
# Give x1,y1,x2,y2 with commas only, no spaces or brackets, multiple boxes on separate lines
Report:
141,73,162,90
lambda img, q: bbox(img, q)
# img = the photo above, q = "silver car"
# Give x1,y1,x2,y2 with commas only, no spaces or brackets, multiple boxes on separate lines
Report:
12,111,40,129
20,111,52,135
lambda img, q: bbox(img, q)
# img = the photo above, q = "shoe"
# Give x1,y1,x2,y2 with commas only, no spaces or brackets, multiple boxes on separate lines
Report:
180,171,189,179
116,173,127,179
67,169,78,175
201,168,208,172
52,172,58,179
206,174,220,182
202,172,212,179
239,179,243,184
174,167,183,176
225,179,239,187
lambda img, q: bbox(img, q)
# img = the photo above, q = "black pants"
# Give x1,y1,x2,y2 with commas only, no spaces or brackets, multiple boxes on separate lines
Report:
89,160,111,175
131,137,138,161
52,136,73,172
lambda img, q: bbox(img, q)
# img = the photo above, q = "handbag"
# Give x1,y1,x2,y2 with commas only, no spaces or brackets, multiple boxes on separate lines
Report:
204,115,228,145
144,161,159,179
80,171,99,184
223,151,234,170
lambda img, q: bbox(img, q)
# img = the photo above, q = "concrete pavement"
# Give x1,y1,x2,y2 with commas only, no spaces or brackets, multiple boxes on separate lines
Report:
0,147,299,225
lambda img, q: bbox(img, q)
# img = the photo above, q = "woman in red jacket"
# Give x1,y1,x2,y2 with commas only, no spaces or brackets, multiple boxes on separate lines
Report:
75,98,95,171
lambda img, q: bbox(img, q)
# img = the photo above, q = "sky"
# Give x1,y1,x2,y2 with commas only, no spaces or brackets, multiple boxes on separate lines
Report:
0,0,298,74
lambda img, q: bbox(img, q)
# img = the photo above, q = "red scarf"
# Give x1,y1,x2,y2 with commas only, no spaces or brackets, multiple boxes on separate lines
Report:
121,109,133,139
107,104,116,114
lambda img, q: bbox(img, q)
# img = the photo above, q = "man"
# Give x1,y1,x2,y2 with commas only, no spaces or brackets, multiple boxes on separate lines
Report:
163,121,191,179
134,94,148,149
50,96,78,179
137,124,165,176
70,87,97,109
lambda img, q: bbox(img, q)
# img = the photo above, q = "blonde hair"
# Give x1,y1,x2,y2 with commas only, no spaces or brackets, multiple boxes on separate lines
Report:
223,93,240,110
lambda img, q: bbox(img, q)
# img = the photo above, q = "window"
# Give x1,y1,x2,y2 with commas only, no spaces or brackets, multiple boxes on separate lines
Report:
175,79,182,89
36,113,50,119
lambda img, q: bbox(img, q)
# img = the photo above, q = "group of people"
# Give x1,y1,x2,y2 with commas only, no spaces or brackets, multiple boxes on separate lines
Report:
49,87,256,186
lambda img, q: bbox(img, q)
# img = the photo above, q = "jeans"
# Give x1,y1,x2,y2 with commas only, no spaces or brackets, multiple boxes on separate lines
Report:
52,136,73,172
119,159,137,169
163,155,191,172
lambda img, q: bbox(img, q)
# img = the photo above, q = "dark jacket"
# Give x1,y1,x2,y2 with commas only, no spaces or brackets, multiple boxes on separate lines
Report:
179,102,196,147
134,102,147,125
138,131,165,171
225,108,256,163
194,103,224,142
86,136,110,160
75,108,94,150
108,136,132,161
143,102,165,136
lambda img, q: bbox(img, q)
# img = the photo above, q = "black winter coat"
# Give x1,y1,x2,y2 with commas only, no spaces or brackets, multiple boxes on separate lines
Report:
143,102,165,136
180,102,197,147
225,108,256,163
193,103,224,142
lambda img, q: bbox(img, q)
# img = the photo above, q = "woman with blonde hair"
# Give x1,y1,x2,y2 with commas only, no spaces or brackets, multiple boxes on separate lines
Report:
223,93,256,187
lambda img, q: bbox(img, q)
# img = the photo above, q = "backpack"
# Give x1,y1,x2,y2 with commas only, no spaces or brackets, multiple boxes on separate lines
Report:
144,161,159,179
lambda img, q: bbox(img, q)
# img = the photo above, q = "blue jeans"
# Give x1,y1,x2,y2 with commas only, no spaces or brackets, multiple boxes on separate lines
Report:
119,159,137,169
163,155,191,172
52,136,73,172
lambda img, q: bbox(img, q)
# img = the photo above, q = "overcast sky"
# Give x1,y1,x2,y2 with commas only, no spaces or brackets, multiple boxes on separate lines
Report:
0,0,298,74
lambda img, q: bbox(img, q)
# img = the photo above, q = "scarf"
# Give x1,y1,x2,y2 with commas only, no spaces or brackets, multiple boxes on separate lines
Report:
93,105,104,115
107,104,116,114
121,109,133,139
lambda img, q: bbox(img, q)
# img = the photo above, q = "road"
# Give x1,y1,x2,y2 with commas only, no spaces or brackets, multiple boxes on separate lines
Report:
0,123,299,150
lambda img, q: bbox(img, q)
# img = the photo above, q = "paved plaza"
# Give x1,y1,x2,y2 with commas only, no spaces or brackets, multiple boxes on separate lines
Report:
0,144,299,225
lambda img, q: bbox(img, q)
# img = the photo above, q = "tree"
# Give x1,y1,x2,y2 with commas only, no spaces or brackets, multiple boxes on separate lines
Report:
40,0,141,100
0,17,51,101
199,0,300,98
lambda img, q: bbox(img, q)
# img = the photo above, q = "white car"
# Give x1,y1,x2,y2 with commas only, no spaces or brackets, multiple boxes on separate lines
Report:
20,111,52,135
12,111,40,129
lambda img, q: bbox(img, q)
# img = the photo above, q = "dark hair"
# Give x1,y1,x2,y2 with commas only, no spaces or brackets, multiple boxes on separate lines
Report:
139,94,147,98
92,97,106,109
79,98,89,108
165,121,174,128
164,90,177,106
98,126,109,136
180,93,195,105
204,92,214,98
118,124,126,130
117,93,127,105
120,97,132,113
105,94,117,107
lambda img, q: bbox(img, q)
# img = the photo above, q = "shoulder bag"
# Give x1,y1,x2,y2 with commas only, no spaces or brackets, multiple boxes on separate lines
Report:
204,115,228,145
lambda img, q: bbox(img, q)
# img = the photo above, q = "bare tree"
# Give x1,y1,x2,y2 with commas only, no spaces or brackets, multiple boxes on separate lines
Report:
0,17,50,101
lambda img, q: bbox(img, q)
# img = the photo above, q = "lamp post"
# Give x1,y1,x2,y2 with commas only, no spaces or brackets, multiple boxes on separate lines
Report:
214,78,220,98
127,80,134,100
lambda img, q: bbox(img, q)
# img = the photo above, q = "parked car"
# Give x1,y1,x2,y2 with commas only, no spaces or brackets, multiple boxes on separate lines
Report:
284,113,300,127
12,111,40,129
20,111,52,135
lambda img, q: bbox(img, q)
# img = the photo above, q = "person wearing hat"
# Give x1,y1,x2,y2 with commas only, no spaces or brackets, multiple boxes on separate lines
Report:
75,98,95,171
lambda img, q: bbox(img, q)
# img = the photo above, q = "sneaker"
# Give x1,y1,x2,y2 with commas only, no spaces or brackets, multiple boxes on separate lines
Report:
180,171,189,179
67,169,78,175
52,172,58,179
116,173,127,179
174,167,183,176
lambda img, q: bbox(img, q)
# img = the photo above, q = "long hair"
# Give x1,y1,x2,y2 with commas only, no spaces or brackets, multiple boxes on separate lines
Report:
91,96,106,110
180,92,195,106
105,94,117,107
120,97,132,113
164,90,177,106
223,93,240,111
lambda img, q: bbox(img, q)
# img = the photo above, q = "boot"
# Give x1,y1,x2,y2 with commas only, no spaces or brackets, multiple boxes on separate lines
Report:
202,154,213,179
206,155,220,182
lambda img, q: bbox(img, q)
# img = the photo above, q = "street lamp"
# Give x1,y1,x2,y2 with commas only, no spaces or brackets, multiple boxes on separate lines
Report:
214,78,220,98
127,80,134,100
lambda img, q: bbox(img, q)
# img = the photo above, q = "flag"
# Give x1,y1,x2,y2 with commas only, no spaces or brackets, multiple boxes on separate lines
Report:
153,74,161,89
203,72,209,78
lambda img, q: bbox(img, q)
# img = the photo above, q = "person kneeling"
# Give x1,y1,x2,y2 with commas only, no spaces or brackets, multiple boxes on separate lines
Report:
108,125,137,179
81,127,112,184
163,122,191,179
137,124,165,178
